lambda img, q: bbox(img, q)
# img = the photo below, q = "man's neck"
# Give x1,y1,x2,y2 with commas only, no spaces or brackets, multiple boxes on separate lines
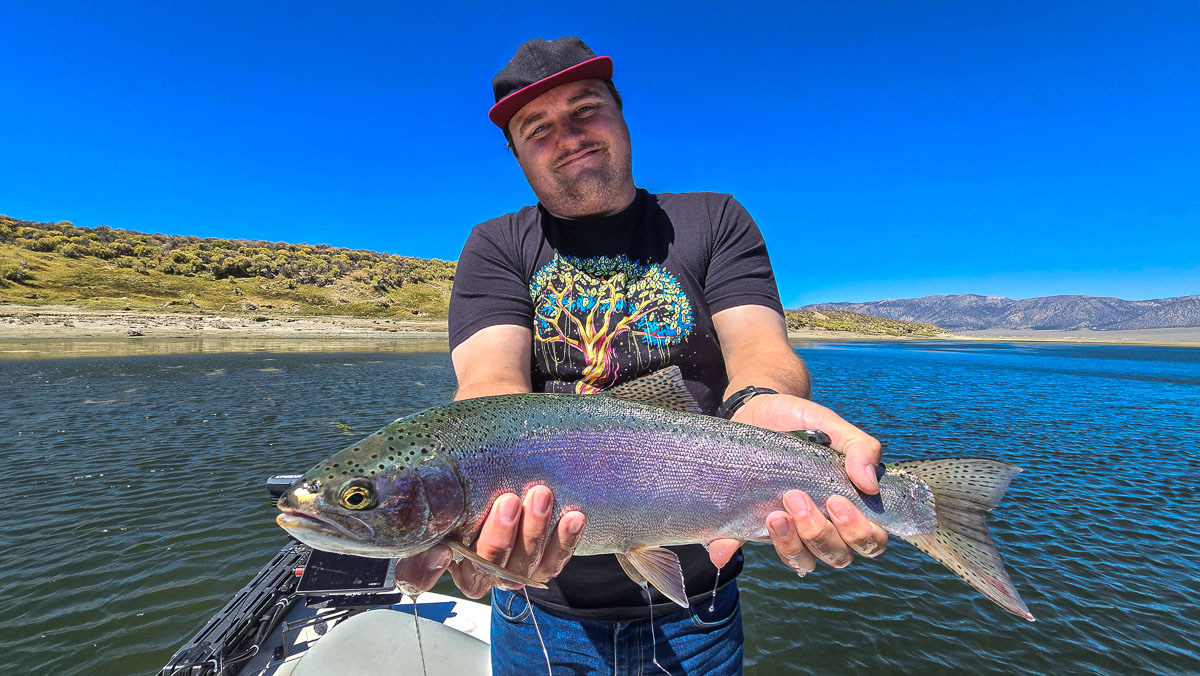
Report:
544,185,638,221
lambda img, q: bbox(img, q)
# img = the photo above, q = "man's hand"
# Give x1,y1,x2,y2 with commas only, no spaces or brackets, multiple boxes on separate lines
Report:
393,486,586,598
408,325,588,597
707,393,888,574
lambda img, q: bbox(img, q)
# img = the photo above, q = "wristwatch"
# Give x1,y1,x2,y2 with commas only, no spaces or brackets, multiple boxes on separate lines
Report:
716,386,779,419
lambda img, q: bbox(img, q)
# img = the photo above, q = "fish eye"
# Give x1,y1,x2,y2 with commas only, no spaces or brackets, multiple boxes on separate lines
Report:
337,479,377,511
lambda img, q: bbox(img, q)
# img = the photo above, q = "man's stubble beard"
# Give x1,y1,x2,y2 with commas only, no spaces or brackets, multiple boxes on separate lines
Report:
544,146,634,219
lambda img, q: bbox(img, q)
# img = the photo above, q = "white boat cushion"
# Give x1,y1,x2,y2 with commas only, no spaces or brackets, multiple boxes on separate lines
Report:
293,608,491,676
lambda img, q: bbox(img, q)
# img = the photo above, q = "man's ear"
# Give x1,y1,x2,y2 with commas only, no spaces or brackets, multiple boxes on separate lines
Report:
504,127,520,158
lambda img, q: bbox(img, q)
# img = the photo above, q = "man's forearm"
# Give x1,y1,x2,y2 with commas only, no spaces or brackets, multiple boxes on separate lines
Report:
723,347,812,400
712,305,812,401
454,379,533,401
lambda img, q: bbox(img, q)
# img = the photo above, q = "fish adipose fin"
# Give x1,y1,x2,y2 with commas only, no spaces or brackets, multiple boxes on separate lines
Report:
602,366,704,414
890,458,1035,621
787,429,832,446
445,540,548,590
615,546,689,608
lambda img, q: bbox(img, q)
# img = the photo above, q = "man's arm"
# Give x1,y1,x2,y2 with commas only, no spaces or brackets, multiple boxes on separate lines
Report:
716,304,813,400
707,305,889,573
451,324,534,399
393,325,586,597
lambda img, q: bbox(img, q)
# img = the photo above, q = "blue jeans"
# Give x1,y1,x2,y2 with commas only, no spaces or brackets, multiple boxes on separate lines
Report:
490,580,743,676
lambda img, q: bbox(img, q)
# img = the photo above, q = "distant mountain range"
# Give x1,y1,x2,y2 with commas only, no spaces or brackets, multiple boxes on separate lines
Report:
803,294,1200,331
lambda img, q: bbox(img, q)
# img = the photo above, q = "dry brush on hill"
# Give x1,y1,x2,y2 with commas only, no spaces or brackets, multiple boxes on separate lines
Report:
785,309,948,336
0,215,456,318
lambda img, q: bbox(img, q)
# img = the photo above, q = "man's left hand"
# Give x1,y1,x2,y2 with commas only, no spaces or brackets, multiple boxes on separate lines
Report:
706,393,889,574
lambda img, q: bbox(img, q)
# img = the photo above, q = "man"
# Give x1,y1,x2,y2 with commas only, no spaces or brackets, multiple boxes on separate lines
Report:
396,37,889,674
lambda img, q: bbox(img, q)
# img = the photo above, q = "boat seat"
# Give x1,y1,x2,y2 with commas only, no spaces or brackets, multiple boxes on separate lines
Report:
293,608,491,676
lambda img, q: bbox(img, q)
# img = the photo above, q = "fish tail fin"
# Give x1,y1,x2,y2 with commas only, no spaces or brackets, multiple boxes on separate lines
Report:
891,458,1035,621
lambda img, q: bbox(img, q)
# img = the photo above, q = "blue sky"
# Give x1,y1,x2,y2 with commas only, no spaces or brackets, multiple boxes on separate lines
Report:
2,1,1197,306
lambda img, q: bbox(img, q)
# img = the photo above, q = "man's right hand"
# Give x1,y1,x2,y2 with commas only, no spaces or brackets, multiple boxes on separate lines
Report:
393,485,586,598
408,326,584,597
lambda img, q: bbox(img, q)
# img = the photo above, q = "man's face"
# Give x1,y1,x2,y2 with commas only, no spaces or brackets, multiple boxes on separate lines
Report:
508,79,634,219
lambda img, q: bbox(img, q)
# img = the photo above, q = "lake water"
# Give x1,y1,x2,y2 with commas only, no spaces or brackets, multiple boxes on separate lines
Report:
1,341,1196,674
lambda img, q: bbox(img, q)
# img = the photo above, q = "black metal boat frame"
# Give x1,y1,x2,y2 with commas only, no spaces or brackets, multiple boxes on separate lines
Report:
158,541,308,676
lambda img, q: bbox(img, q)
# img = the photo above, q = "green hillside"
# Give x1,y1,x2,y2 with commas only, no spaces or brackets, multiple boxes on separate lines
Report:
0,215,455,318
1,215,949,338
784,309,948,337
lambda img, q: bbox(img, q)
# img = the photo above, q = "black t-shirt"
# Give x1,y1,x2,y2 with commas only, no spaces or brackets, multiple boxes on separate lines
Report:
448,188,783,620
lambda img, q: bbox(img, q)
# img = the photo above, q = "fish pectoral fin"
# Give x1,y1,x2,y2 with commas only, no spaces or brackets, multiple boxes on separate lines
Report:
619,546,689,608
601,366,704,414
445,540,548,590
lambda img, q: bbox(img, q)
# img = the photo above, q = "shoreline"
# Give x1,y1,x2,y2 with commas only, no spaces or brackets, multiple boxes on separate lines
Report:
0,305,449,339
2,305,1197,359
0,305,451,359
786,326,1200,347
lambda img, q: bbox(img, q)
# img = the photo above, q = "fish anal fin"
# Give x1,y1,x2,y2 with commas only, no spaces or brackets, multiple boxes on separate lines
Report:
620,546,688,608
601,366,703,414
615,552,648,587
445,540,548,590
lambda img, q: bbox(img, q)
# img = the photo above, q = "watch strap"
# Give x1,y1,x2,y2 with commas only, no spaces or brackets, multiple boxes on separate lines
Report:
716,386,779,419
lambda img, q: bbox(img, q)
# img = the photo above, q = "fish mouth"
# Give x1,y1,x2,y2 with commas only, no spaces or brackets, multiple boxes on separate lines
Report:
276,509,373,542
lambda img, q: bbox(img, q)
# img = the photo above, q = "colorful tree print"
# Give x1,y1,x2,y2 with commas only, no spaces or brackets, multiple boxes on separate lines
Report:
529,254,694,393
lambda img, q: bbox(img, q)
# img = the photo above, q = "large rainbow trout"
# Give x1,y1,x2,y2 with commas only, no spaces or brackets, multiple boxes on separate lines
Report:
277,367,1034,620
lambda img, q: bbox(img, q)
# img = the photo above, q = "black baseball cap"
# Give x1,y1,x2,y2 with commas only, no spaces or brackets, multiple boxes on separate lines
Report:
489,37,613,129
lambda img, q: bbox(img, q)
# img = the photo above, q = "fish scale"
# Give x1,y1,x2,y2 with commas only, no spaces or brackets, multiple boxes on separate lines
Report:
277,366,1035,621
435,396,938,551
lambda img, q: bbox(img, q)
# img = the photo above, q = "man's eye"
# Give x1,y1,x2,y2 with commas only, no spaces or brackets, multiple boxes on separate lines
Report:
575,104,595,116
527,124,548,138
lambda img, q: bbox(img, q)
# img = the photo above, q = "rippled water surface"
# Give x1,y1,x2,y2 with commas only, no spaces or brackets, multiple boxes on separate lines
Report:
1,341,1197,674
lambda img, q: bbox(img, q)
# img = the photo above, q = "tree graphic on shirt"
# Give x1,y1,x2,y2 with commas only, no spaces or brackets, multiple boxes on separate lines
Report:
529,254,694,393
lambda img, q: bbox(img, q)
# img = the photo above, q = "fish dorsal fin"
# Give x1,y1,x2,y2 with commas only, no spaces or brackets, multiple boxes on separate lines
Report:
602,366,703,414
615,546,689,608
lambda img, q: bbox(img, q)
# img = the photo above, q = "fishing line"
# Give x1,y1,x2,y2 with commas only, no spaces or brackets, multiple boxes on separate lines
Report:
407,593,429,676
641,585,671,676
522,587,553,676
708,565,723,612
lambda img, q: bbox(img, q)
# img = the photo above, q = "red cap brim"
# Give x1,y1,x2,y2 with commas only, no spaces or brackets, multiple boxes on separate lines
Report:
489,56,613,129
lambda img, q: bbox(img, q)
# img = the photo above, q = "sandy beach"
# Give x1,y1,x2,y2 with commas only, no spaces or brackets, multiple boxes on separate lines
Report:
1,305,1197,359
0,305,451,359
951,327,1200,346
0,305,448,339
785,326,1200,347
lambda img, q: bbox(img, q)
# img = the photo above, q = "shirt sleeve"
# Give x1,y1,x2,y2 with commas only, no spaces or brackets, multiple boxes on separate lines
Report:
448,219,534,351
703,196,784,315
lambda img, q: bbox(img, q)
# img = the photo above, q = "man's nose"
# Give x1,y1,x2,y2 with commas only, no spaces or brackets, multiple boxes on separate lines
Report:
556,118,586,147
